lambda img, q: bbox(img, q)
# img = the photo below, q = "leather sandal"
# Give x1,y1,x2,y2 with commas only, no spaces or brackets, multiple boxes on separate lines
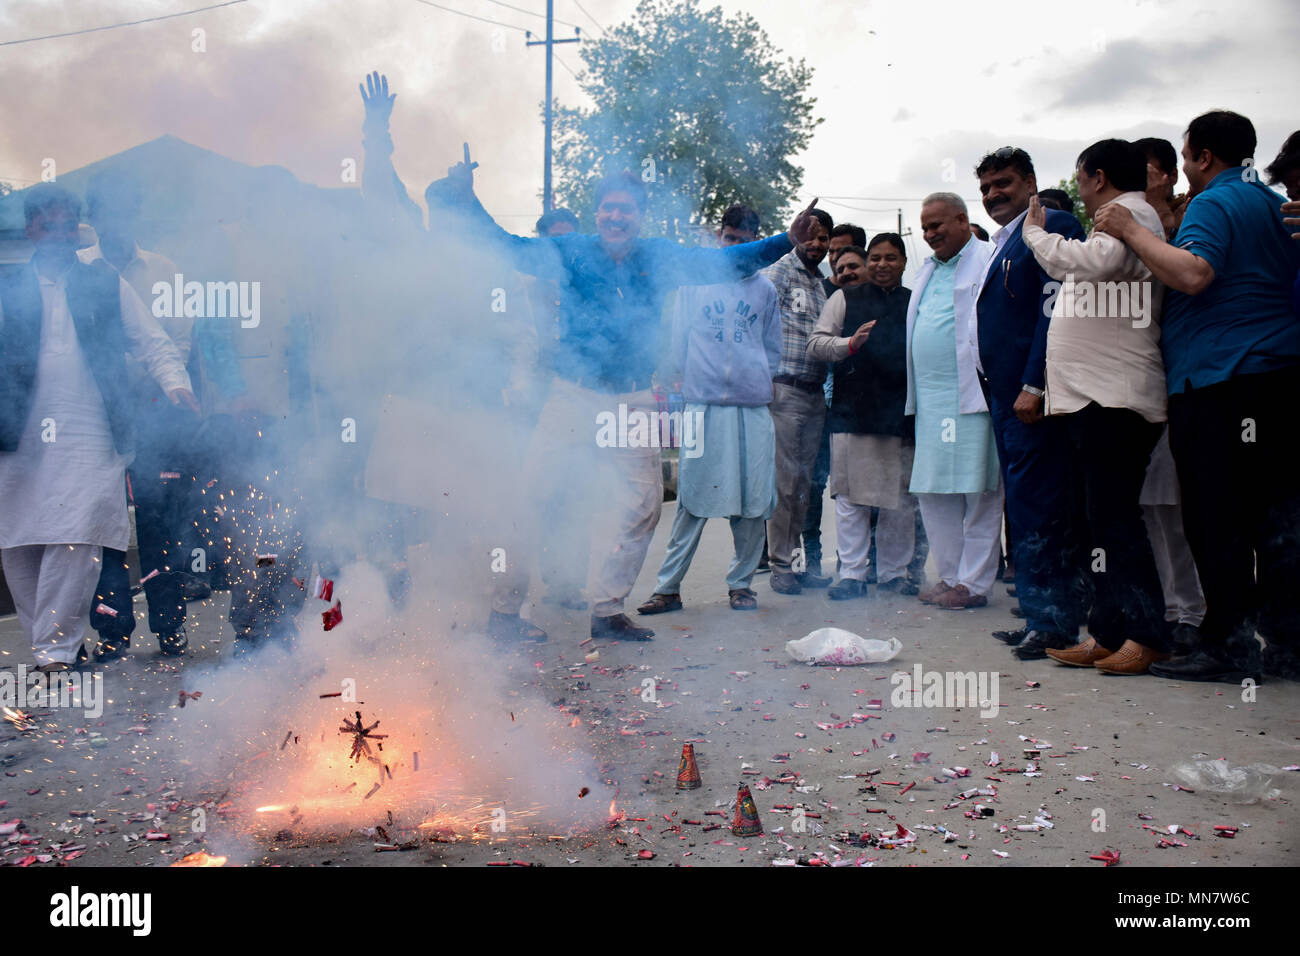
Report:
636,593,682,615
728,588,758,610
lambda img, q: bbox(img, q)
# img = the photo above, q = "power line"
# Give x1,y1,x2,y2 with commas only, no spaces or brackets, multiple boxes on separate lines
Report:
571,0,606,35
0,0,248,47
482,0,579,28
554,54,580,79
820,194,985,204
411,0,529,33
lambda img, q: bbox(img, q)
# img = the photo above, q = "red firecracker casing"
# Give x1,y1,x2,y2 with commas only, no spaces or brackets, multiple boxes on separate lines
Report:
732,783,763,837
676,742,702,790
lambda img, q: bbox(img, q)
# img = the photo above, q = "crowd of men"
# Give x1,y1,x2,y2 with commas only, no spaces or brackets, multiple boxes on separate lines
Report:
2,89,1298,689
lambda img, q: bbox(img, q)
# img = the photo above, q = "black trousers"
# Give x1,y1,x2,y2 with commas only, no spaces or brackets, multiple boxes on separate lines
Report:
1063,403,1166,651
90,401,195,639
1168,367,1300,650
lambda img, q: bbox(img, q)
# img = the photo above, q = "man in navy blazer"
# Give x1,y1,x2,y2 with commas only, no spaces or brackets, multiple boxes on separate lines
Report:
971,147,1088,660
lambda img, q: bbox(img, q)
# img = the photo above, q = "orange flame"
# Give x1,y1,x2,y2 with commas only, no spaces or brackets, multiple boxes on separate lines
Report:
171,851,228,867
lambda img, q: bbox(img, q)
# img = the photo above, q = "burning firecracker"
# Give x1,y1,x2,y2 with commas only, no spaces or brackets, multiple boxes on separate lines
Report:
339,711,387,762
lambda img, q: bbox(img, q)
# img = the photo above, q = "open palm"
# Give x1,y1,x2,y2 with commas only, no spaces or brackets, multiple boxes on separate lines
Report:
360,71,395,124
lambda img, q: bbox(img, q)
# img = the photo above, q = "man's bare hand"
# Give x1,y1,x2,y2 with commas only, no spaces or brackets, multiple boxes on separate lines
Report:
848,320,876,353
1013,389,1043,424
360,71,396,125
787,197,821,247
446,142,479,195
1093,202,1137,241
1025,194,1046,230
168,388,200,414
1282,200,1300,241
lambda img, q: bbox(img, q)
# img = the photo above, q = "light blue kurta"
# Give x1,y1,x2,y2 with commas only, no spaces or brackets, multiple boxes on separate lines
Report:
909,254,1000,495
677,402,777,519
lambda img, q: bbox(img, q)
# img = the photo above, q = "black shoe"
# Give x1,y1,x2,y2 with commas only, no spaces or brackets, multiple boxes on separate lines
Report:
1010,605,1025,619
1168,622,1202,657
877,577,919,596
592,613,653,641
799,570,832,589
93,632,131,662
1262,643,1300,681
1150,647,1260,683
182,575,212,602
1013,630,1075,660
771,571,802,595
158,626,189,657
232,627,260,657
487,610,548,643
1006,585,1017,598
993,626,1028,646
828,578,869,601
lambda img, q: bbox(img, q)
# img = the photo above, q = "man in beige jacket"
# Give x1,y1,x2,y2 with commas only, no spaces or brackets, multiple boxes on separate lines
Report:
1021,138,1170,675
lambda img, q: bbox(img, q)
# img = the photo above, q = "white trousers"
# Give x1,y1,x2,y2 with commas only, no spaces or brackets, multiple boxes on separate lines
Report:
2,544,102,665
493,381,662,618
915,488,1003,597
834,497,915,583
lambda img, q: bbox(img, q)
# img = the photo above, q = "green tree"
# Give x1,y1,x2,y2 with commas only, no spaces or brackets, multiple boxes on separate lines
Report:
552,0,820,240
1056,171,1092,233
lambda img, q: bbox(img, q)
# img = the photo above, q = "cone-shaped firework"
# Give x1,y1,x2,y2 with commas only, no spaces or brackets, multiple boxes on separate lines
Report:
732,782,763,836
675,742,702,790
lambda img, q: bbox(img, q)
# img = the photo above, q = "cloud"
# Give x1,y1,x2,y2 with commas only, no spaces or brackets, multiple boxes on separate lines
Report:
1046,37,1233,109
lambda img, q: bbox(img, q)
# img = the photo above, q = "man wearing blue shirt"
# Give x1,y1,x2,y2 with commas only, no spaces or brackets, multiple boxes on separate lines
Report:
430,152,821,643
1097,111,1300,682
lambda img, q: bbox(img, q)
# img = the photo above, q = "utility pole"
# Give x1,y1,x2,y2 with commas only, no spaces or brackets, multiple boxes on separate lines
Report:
526,1,580,212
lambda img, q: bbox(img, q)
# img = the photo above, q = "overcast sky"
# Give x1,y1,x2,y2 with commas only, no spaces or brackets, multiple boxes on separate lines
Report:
3,0,1297,265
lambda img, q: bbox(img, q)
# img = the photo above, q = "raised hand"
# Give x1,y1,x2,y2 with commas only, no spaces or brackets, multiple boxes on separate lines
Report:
446,142,479,194
787,197,821,246
360,71,396,125
1025,194,1046,230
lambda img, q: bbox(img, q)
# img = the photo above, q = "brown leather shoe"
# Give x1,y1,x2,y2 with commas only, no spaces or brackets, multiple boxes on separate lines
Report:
918,581,954,605
931,584,988,609
1094,639,1170,675
1045,635,1111,666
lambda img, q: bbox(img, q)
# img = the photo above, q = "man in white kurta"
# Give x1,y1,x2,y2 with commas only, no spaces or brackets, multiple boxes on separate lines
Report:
906,194,1003,610
0,186,194,669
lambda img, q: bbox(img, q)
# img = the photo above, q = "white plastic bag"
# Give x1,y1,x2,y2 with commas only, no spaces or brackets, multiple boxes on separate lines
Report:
785,628,902,666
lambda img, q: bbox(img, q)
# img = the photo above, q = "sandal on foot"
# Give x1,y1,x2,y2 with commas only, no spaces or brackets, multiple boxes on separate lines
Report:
636,593,682,615
729,588,758,610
